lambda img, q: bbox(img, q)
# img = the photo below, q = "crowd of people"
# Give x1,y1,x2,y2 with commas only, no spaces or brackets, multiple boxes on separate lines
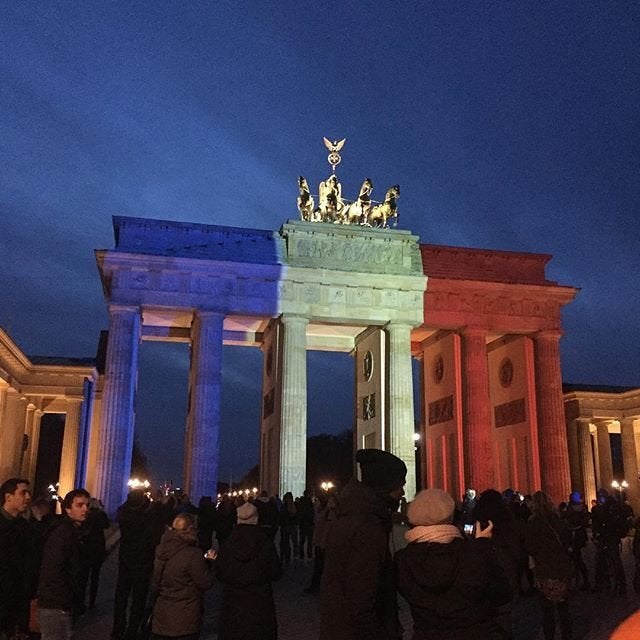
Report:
1,459,639,640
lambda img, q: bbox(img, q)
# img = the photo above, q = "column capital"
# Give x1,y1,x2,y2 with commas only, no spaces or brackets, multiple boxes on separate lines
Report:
194,310,225,321
461,326,487,338
280,314,309,327
107,304,141,316
534,330,563,342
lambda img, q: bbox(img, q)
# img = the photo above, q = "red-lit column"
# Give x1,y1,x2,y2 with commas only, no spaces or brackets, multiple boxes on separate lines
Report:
461,328,494,492
534,331,571,503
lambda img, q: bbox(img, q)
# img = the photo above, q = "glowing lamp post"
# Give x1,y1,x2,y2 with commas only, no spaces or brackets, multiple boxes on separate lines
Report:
321,481,334,492
611,479,628,501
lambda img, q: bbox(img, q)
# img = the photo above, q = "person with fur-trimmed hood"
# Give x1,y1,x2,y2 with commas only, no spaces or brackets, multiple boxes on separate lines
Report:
319,449,407,640
395,488,511,640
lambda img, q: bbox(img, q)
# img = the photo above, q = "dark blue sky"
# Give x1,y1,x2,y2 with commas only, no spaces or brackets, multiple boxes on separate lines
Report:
1,3,639,486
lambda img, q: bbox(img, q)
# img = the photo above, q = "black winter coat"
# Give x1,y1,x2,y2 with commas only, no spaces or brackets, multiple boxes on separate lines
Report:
319,479,402,640
0,509,30,633
396,537,511,640
151,529,215,637
216,524,282,640
37,517,85,612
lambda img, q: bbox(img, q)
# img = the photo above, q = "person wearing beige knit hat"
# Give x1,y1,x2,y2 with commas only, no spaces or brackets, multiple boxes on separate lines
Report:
396,489,512,639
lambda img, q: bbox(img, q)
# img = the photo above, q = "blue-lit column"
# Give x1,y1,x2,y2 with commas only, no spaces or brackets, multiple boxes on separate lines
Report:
183,311,224,500
94,305,141,516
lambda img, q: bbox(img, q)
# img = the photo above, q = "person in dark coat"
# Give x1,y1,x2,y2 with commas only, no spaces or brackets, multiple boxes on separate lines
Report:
297,490,315,559
0,478,32,639
319,449,407,640
150,513,215,639
397,489,511,640
216,501,282,640
278,492,298,563
111,491,164,640
79,498,110,609
525,491,573,640
561,491,590,591
37,489,90,640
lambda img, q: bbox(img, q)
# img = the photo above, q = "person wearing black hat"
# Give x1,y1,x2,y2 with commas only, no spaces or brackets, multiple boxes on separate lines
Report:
319,449,406,640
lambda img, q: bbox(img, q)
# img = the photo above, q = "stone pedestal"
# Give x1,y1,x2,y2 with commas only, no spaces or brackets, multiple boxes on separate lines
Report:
279,315,308,497
620,418,639,512
534,331,571,503
595,420,614,492
386,323,416,500
462,328,494,491
577,419,596,505
183,312,224,500
58,399,83,498
94,306,141,516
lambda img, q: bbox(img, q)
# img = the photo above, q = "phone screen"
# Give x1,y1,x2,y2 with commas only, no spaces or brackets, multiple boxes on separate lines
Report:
463,524,474,535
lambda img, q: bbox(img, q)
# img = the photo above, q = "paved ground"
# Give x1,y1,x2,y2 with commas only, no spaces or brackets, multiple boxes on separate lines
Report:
74,535,640,640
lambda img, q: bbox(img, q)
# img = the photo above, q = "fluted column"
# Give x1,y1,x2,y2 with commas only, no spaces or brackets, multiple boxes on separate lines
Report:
58,399,83,498
27,410,44,485
566,418,581,492
183,311,224,500
20,405,36,479
534,331,571,503
386,323,417,500
461,328,494,492
279,315,308,497
94,305,141,516
595,420,614,492
621,417,639,512
577,418,597,506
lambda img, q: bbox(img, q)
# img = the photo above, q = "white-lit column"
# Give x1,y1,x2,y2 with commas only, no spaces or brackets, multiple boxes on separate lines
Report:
386,323,416,500
595,420,614,492
279,316,308,498
577,418,596,506
621,417,639,513
183,311,224,500
58,399,83,498
94,305,141,516
20,404,36,479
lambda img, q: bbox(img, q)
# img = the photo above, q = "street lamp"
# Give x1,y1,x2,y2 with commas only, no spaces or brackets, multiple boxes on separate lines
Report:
611,479,628,501
321,481,334,491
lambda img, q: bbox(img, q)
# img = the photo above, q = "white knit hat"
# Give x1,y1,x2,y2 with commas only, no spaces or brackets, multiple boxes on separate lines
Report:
407,489,455,526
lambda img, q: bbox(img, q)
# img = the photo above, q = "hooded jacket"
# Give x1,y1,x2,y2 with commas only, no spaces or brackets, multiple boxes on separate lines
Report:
319,479,402,640
150,528,214,637
395,537,511,640
215,524,281,640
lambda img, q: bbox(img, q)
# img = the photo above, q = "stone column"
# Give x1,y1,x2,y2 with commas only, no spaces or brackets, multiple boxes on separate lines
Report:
620,417,639,512
27,410,44,486
534,331,571,503
94,305,141,516
461,328,494,492
20,405,36,479
595,420,614,492
577,418,597,506
566,418,581,492
386,323,417,500
183,311,224,500
278,315,308,498
58,399,83,498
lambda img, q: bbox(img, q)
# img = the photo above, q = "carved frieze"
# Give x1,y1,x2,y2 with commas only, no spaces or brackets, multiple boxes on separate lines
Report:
428,395,454,425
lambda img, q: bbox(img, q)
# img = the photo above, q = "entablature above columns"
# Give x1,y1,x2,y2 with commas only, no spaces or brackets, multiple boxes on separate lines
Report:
96,251,283,317
564,388,640,423
424,277,578,333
